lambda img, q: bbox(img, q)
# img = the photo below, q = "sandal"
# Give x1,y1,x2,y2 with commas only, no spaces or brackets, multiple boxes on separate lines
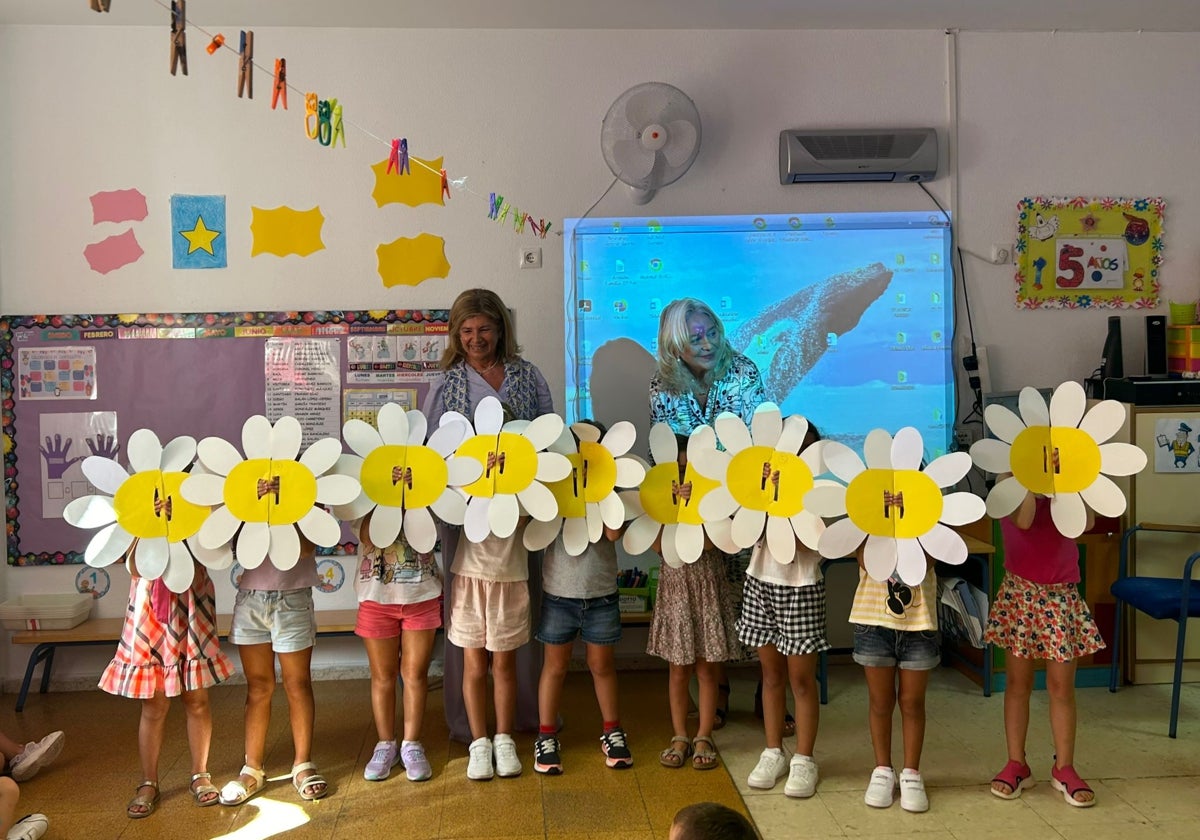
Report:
990,760,1035,800
292,761,329,801
692,735,719,771
1050,763,1095,808
713,683,730,730
219,764,265,807
659,735,693,769
126,780,159,819
191,772,220,807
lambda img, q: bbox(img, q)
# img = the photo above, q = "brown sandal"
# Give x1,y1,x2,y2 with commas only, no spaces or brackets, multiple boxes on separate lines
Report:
126,780,159,819
692,736,719,770
659,735,692,768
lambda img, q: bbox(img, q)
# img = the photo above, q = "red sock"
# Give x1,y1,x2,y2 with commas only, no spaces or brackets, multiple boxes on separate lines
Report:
603,720,621,733
539,725,557,736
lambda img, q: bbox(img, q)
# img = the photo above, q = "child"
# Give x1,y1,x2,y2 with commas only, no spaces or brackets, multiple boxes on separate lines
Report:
0,731,64,784
532,439,631,774
100,541,234,818
448,522,532,780
740,423,827,797
851,544,939,812
985,473,1103,808
354,512,441,782
669,802,756,840
219,537,328,804
648,435,740,771
0,778,47,840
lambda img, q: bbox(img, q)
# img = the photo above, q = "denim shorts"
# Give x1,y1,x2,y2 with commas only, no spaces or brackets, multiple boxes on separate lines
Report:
535,592,622,646
852,624,941,671
229,588,317,653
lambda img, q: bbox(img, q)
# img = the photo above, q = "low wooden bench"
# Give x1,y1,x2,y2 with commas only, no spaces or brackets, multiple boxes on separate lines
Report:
9,609,359,712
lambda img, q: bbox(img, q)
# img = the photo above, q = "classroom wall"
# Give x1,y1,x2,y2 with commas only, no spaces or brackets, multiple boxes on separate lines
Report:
1,23,1198,686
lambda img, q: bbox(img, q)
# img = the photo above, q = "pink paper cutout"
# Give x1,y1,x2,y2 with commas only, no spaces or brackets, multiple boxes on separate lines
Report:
84,229,144,274
90,188,149,224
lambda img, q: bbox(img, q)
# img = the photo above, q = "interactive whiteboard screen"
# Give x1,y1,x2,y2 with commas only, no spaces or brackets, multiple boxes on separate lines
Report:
564,212,954,458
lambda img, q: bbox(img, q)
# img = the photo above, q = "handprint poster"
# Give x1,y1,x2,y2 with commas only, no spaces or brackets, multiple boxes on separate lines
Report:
18,346,97,399
37,411,118,518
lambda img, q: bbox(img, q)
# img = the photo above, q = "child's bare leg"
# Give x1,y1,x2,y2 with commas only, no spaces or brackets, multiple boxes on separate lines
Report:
538,642,573,730
462,648,490,740
363,636,401,741
863,666,897,768
586,643,620,723
0,733,25,763
130,692,170,815
1047,658,1091,803
788,653,819,757
236,642,276,786
668,663,695,737
0,777,19,834
758,644,788,749
492,649,517,734
993,654,1035,793
694,658,718,738
400,629,437,742
897,668,929,771
181,687,215,802
279,646,324,797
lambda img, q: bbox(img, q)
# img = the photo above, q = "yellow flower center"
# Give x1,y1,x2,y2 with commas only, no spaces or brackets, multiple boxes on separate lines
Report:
727,446,813,518
638,462,717,526
224,458,317,525
1010,425,1101,495
845,467,942,539
113,470,209,541
361,444,448,509
457,431,538,498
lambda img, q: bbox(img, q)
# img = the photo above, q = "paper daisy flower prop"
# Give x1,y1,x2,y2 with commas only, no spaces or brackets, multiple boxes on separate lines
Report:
182,415,361,570
691,404,830,563
969,381,1146,538
807,427,985,585
452,396,573,543
524,421,647,555
621,423,739,567
335,403,481,553
63,429,226,593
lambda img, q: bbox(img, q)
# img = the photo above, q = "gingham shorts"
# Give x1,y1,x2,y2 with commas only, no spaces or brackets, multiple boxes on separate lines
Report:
736,577,831,657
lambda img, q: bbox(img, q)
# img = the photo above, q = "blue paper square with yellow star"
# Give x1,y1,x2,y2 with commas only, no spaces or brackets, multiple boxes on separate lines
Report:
171,194,227,269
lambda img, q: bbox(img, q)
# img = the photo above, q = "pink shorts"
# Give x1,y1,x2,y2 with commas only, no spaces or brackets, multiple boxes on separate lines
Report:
446,575,530,652
355,597,443,639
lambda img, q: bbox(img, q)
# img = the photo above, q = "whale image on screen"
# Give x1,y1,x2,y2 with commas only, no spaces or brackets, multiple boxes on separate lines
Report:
564,212,955,460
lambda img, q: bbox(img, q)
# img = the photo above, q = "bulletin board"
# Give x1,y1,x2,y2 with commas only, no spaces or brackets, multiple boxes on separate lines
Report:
1,309,449,566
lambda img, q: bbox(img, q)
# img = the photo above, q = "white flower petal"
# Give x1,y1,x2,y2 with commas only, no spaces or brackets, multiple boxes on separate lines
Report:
428,420,469,457
1079,400,1127,445
536,452,573,483
368,504,404,548
269,416,304,461
430,488,467,526
85,523,134,567
598,492,626,530
586,503,604,543
474,397,505,436
731,507,767,549
524,413,566,453
790,509,825,551
197,436,244,477
714,413,752,454
777,415,811,456
563,516,591,556
1079,473,1127,517
127,429,164,474
601,421,637,458
688,445,730,482
674,522,705,564
517,481,558,522
969,438,1013,474
315,474,361,506
240,415,272,460
198,505,241,550
698,486,738,521
983,403,1026,445
863,534,898,581
923,451,971,488
524,516,562,552
160,436,198,472
919,523,967,566
268,524,301,571
447,456,484,487
648,423,678,466
64,494,117,529
235,521,270,569
660,526,685,568
1050,492,1088,539
891,427,924,471
818,517,867,560
863,429,894,469
82,456,130,495
181,473,226,507
984,475,1028,519
343,419,385,459
824,441,865,483
750,403,783,449
623,514,661,555
705,517,739,555
300,438,343,477
799,440,826,475
297,507,342,548
331,491,375,525
766,514,797,564
489,493,520,538
805,484,847,518
548,426,577,456
161,542,196,594
405,409,428,446
570,422,601,445
619,489,644,519
940,491,987,526
440,410,469,429
1049,380,1086,429
135,536,170,581
1018,387,1050,428
615,457,646,489
402,506,438,553
1099,442,1148,477
895,537,929,585
369,402,406,446
187,537,233,571
464,496,493,544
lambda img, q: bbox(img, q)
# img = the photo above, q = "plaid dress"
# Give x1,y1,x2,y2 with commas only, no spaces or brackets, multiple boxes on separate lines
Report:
99,566,234,699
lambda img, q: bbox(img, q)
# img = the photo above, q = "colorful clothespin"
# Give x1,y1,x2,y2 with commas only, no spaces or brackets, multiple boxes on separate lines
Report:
206,33,224,54
330,99,345,148
169,1,187,76
440,169,450,199
498,201,511,223
398,139,410,174
488,193,502,220
387,139,402,174
528,217,541,237
541,221,552,239
515,211,528,233
304,92,319,139
317,100,332,146
89,0,112,12
237,30,254,98
271,58,287,110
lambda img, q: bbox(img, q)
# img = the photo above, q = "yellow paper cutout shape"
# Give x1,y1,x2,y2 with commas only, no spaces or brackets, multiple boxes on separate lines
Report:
370,155,445,208
223,458,318,526
727,447,812,519
459,431,539,499
114,470,207,542
844,467,943,540
250,206,326,257
361,444,448,510
376,234,451,288
180,216,221,255
547,452,589,520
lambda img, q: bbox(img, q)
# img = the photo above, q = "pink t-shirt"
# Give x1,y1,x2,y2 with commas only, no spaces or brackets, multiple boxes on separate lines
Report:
1000,497,1081,585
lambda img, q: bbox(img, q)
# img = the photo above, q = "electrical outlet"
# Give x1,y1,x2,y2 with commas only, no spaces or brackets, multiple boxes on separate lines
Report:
990,243,1013,265
519,247,542,269
955,428,975,449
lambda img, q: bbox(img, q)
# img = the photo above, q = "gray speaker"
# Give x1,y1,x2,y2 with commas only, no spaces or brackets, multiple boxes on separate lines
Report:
1146,314,1168,376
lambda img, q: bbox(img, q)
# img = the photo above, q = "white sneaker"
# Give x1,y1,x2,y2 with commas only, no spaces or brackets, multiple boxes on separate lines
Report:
5,814,48,840
785,754,819,798
864,765,896,808
493,733,523,778
747,748,788,790
467,737,494,781
9,732,64,783
899,768,929,812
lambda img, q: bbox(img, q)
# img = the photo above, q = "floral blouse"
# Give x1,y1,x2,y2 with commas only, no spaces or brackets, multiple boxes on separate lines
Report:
648,352,767,435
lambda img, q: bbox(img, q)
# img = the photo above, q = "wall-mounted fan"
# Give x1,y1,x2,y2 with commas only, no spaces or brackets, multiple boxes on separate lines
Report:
601,82,702,205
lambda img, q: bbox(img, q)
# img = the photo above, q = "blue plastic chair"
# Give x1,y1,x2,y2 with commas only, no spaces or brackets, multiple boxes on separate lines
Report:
1109,523,1200,738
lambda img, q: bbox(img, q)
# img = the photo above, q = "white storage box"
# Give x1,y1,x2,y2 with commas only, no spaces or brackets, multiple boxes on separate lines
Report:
0,593,93,631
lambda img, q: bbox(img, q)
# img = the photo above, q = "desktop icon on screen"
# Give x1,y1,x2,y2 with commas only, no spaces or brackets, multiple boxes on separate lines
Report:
648,220,663,233
615,259,625,274
649,298,662,313
896,254,906,265
931,330,943,343
578,299,592,312
826,333,837,346
613,300,628,313
896,331,907,344
788,217,802,229
720,297,732,310
897,370,908,383
649,258,663,271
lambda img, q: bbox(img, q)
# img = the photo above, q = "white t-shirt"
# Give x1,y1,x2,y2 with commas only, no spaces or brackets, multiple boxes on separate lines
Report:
355,537,442,605
451,529,529,582
746,540,822,588
542,537,618,599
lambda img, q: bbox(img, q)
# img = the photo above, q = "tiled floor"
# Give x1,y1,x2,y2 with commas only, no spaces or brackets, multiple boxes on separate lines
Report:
2,664,1198,839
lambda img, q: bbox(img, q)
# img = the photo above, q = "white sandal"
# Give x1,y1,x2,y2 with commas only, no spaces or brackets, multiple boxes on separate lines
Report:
292,761,329,801
218,764,265,806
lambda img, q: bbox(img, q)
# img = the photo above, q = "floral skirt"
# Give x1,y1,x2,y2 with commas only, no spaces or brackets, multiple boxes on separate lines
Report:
984,572,1105,662
647,549,740,666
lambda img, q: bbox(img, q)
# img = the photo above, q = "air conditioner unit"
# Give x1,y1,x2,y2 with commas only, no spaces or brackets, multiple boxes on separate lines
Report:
779,128,938,183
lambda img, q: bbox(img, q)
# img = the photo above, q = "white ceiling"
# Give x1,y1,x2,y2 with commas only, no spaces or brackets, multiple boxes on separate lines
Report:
3,0,1199,32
